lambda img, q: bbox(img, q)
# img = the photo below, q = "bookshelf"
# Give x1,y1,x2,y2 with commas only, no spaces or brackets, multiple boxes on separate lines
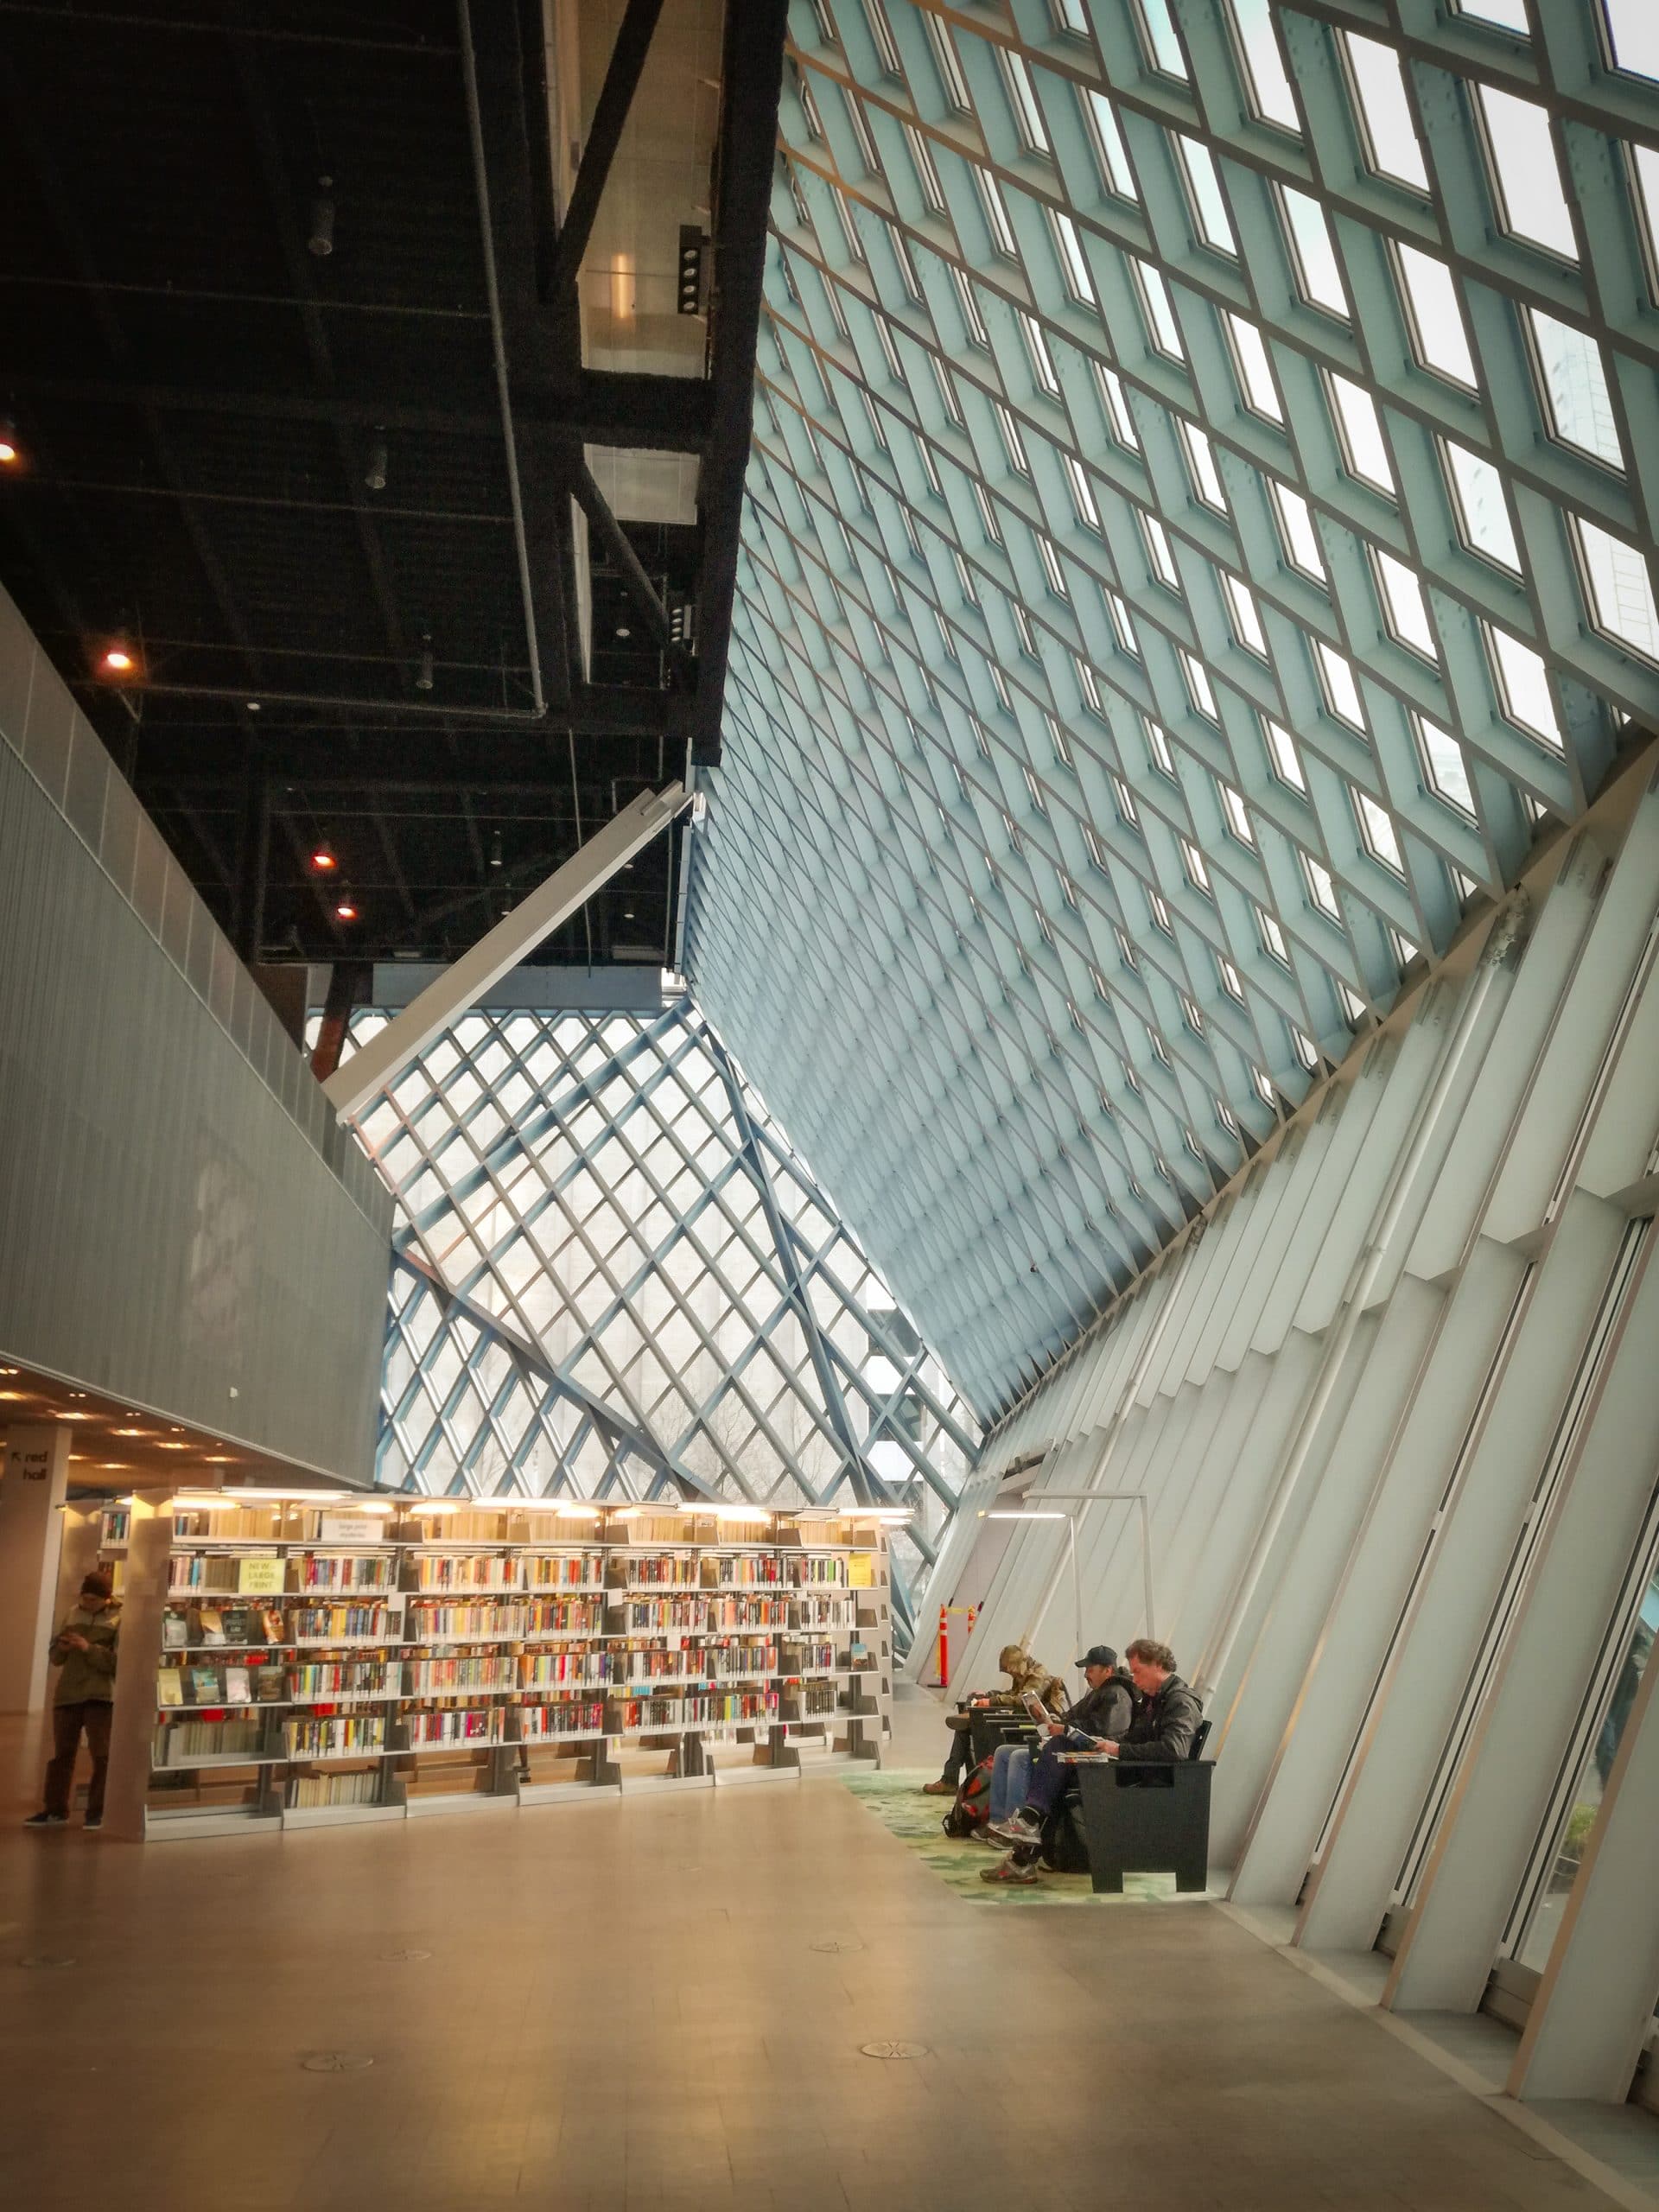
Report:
102,1494,897,1840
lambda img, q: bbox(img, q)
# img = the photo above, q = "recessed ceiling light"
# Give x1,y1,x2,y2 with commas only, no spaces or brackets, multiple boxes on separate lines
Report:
334,901,359,922
99,642,137,677
310,847,338,874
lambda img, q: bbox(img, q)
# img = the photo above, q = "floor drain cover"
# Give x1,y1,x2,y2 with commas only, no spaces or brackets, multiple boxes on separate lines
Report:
301,2052,375,2073
810,1939,864,1954
860,2040,929,2060
18,1955,76,1969
378,1948,431,1962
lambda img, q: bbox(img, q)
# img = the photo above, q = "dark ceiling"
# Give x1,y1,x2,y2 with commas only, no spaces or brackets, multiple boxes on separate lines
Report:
0,0,785,970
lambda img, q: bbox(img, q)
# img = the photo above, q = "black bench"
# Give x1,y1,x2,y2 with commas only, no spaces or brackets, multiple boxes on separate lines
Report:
1073,1719,1213,1894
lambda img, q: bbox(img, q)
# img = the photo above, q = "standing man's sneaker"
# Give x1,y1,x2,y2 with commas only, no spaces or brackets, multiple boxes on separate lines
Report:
83,1817,103,1832
980,1854,1040,1885
22,1812,67,1828
985,1807,1041,1847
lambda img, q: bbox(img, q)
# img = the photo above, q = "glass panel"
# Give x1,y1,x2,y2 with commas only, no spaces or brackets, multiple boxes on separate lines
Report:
1576,520,1659,663
1516,1559,1659,1970
1603,0,1659,82
1138,0,1189,78
1176,135,1237,252
1395,245,1477,387
1226,312,1283,419
1417,717,1475,813
1225,0,1300,131
1271,480,1327,578
1529,311,1624,468
1478,86,1577,258
1441,440,1522,570
1280,187,1349,316
1343,33,1428,190
1328,374,1395,493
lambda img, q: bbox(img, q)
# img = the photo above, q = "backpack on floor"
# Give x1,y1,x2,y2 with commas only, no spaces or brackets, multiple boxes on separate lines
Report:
1039,1796,1091,1873
941,1755,995,1837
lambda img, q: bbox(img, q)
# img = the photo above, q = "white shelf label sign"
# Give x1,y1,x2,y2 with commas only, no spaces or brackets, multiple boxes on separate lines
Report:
319,1513,384,1546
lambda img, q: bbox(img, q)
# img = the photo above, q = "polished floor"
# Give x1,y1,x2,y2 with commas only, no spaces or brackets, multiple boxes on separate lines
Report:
0,1700,1624,2212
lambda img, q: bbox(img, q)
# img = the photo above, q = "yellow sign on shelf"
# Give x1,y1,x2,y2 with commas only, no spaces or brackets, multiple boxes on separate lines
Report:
237,1556,287,1596
849,1555,874,1589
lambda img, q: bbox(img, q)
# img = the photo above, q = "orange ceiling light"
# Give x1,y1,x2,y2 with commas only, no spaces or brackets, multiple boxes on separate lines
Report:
99,639,140,678
309,845,339,874
334,900,359,922
0,420,20,467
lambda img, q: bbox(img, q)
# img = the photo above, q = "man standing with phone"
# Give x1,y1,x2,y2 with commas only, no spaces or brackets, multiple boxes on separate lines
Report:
24,1567,120,1831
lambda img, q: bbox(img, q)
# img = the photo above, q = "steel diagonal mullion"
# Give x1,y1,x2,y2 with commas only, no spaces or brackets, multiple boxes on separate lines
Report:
705,1032,893,1514
394,1249,706,1495
391,1014,683,1238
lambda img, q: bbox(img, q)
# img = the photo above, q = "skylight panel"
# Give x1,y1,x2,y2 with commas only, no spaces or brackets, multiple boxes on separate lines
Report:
1477,85,1578,259
1573,519,1659,663
1179,419,1227,510
1414,715,1476,813
1453,0,1528,29
972,478,1002,544
1269,480,1326,580
1065,454,1102,531
1038,534,1069,598
1279,187,1349,317
1220,780,1255,845
1484,626,1563,748
1327,373,1395,493
1342,33,1428,190
954,265,990,348
1394,245,1477,387
1218,955,1245,1001
932,354,964,426
1181,651,1218,719
1225,313,1283,421
1604,0,1659,79
905,124,946,213
1082,91,1140,200
1316,641,1366,727
995,402,1031,476
1175,136,1237,253
1527,311,1624,469
1050,208,1097,306
1104,589,1140,655
974,165,1019,257
1440,441,1521,571
1113,773,1141,826
999,47,1052,156
1224,574,1268,655
1135,260,1186,357
1181,837,1212,893
1144,716,1175,774
1095,364,1141,448
1137,0,1190,78
1225,0,1300,131
1631,145,1659,302
925,12,971,111
1141,512,1180,589
1263,717,1307,790
1292,1026,1320,1071
1076,655,1104,714
1354,789,1404,872
1374,550,1439,658
862,0,903,75
1302,852,1340,918
1020,311,1061,397
844,87,881,174
1257,903,1290,963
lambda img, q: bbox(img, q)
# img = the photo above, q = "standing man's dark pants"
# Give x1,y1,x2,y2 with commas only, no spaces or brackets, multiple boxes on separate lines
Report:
940,1719,972,1787
42,1700,112,1822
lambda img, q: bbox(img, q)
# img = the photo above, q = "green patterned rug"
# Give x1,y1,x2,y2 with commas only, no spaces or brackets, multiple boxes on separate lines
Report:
841,1770,1219,1905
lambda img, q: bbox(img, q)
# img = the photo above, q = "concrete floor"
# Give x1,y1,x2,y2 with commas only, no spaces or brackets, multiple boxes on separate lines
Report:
0,1702,1624,2212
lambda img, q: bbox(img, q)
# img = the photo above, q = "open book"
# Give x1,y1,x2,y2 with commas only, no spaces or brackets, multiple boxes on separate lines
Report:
1024,1690,1108,1751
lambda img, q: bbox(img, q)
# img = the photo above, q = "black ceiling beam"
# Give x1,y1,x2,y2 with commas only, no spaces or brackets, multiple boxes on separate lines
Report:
0,367,714,451
114,677,696,737
689,0,790,766
543,0,665,302
566,452,691,680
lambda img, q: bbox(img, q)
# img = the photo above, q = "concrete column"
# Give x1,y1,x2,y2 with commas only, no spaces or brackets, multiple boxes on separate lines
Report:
0,1423,71,1713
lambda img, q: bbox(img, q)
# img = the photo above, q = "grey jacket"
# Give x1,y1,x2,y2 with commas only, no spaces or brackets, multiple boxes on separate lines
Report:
1116,1672,1203,1763
1059,1672,1135,1745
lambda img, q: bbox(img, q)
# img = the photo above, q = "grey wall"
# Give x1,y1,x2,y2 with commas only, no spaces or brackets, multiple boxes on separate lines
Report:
0,583,391,1480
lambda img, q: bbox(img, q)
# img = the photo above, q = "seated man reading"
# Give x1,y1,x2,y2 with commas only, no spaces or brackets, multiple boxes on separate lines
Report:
983,1638,1203,1875
982,1643,1134,1834
921,1642,1066,1797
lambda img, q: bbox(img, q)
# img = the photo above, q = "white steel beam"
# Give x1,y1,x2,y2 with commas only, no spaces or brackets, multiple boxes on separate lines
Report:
322,782,690,1122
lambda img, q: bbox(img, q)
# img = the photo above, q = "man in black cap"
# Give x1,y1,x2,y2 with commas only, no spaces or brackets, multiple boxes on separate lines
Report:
979,1645,1135,1878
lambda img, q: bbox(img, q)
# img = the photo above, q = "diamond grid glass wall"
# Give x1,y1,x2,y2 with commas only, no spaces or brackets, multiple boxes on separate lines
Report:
684,0,1659,1418
348,996,978,1625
